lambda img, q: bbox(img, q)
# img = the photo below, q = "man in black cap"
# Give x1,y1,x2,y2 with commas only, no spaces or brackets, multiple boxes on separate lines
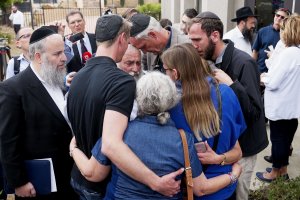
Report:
129,13,190,71
188,11,268,200
223,6,258,55
67,14,182,199
0,27,77,199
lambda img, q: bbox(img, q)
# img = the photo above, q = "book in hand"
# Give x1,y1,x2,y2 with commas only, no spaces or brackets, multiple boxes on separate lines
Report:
25,159,53,195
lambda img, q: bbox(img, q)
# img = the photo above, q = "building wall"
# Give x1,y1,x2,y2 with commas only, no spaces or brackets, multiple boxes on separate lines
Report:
161,0,245,33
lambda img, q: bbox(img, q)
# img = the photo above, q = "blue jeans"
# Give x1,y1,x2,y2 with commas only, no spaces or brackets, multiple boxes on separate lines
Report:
70,178,104,200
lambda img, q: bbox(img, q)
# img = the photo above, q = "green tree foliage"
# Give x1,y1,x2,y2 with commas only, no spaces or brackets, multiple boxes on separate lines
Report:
138,0,144,6
120,0,125,7
136,3,161,20
0,0,22,11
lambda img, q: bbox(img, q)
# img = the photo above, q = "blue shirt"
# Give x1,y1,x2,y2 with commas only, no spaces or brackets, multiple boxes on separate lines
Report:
252,24,280,73
92,116,202,200
169,78,246,200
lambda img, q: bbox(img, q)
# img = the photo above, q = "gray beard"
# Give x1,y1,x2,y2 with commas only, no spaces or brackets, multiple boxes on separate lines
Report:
39,57,66,89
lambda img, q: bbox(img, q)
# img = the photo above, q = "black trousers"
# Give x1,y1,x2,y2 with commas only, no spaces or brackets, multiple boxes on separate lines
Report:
13,24,21,35
270,119,298,169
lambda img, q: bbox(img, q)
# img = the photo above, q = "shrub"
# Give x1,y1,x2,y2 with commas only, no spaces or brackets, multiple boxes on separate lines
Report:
138,0,144,6
136,3,161,20
249,176,300,200
0,25,14,44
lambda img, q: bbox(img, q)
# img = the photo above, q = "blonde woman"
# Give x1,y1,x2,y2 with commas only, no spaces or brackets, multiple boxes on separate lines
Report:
257,15,300,183
162,43,246,200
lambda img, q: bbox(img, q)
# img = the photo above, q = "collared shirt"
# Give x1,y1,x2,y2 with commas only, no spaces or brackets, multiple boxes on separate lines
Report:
5,54,30,80
263,46,300,120
65,32,92,62
252,24,280,73
223,26,252,56
30,64,70,126
9,10,24,26
215,43,228,67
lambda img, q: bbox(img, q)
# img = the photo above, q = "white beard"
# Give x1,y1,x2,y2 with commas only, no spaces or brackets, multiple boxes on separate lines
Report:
39,55,66,89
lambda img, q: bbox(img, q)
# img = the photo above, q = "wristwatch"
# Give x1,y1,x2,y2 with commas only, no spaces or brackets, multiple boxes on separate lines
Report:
220,153,227,165
228,172,238,185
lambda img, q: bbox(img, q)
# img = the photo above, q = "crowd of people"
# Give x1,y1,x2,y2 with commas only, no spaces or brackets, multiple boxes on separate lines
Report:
0,4,299,200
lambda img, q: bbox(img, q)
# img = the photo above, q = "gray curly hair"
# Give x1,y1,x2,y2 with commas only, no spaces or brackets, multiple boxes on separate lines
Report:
136,71,180,124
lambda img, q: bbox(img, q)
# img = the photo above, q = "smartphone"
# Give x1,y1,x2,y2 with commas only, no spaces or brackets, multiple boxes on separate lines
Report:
194,142,207,153
42,25,58,33
69,32,84,43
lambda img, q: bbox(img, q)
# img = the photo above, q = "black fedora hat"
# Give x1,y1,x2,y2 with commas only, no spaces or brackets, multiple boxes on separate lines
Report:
231,6,258,22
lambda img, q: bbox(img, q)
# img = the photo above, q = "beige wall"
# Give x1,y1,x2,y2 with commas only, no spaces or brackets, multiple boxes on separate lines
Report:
161,0,246,33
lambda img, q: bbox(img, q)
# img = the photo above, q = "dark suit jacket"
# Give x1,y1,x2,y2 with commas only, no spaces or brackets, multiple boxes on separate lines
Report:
66,33,97,73
0,67,77,198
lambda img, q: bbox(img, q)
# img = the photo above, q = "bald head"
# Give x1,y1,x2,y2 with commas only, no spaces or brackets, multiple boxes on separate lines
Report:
16,27,33,52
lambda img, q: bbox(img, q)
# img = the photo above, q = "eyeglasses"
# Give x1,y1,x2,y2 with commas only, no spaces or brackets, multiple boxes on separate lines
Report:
18,33,31,40
275,13,286,20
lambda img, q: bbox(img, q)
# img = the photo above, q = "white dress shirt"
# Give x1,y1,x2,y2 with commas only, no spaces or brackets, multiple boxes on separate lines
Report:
262,46,300,120
30,64,71,127
223,26,252,56
65,32,92,62
5,54,30,80
9,10,24,26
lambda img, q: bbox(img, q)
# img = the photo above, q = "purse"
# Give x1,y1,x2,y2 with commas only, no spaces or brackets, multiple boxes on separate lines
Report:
178,129,194,200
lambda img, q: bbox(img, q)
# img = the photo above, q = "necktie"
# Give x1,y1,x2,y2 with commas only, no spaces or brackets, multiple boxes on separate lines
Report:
80,39,88,64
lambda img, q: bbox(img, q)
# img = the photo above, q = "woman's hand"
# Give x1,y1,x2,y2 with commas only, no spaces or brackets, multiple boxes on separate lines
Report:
197,141,220,165
231,162,242,177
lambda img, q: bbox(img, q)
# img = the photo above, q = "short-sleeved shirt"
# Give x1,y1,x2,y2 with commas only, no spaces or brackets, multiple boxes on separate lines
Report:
92,116,202,200
252,24,280,73
67,56,136,193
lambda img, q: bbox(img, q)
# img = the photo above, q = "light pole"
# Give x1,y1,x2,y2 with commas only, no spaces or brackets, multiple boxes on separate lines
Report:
29,0,34,29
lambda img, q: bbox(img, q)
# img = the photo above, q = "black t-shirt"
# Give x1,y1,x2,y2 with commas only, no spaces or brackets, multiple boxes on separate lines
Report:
67,56,136,192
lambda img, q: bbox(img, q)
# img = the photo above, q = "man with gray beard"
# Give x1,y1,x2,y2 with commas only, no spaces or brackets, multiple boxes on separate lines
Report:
0,27,77,199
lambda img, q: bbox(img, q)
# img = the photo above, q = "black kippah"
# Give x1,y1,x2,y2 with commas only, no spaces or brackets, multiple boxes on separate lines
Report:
196,11,220,20
29,27,56,44
96,15,123,42
130,14,150,37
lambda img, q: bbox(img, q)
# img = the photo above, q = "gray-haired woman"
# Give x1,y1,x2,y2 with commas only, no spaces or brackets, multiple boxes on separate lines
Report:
70,72,242,199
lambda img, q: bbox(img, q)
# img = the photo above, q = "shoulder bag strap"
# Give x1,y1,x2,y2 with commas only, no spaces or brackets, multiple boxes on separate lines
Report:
212,80,222,151
178,129,194,200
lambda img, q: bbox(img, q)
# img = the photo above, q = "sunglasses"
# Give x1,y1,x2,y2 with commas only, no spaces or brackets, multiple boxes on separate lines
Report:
18,33,31,40
275,13,286,20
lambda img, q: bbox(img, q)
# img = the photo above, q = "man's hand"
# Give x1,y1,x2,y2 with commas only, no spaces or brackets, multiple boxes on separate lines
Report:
213,69,234,86
15,182,36,198
65,71,76,87
55,22,66,37
153,168,184,197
